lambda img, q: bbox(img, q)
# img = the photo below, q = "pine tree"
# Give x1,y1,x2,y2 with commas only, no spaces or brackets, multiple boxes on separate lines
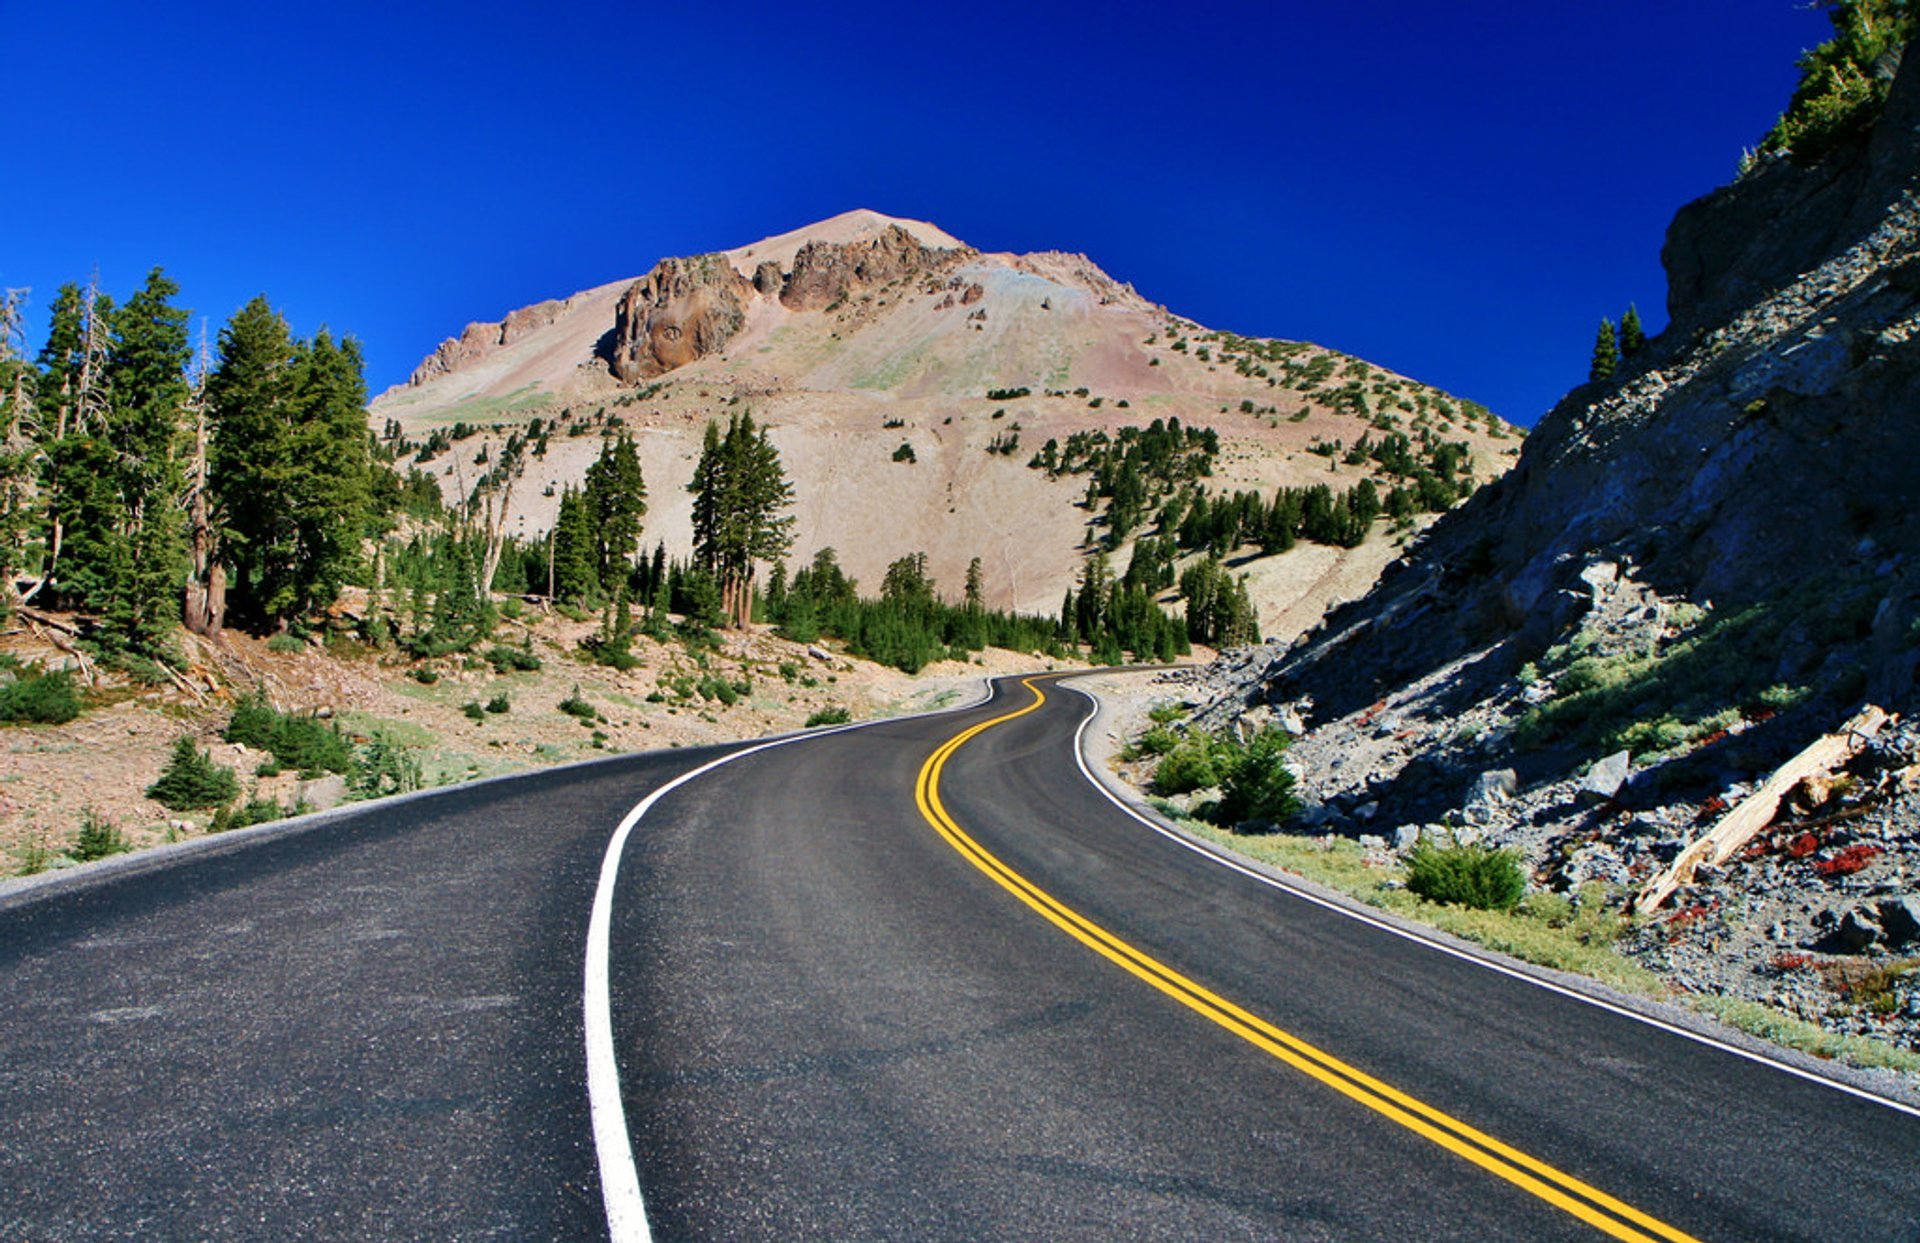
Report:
688,412,794,628
550,486,600,604
1590,317,1619,383
92,267,191,653
964,556,985,613
583,432,646,588
1619,303,1646,357
208,301,372,630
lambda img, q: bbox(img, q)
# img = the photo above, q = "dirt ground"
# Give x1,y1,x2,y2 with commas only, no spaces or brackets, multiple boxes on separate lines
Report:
1,608,1098,874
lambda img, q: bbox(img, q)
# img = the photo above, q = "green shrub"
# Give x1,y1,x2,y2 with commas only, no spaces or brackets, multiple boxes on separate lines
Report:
225,689,353,776
1153,735,1226,794
409,666,440,685
266,631,306,654
1216,727,1300,827
1135,725,1181,757
1147,702,1185,725
147,736,240,810
223,686,279,749
559,687,599,721
462,701,487,722
1405,840,1526,911
0,664,82,725
211,793,306,833
806,705,851,727
71,809,129,861
351,731,423,799
485,692,511,714
484,645,542,673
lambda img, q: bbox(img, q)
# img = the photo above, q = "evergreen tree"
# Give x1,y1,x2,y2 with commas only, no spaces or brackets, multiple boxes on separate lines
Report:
53,267,191,653
208,300,371,630
1619,303,1646,357
550,485,600,604
963,556,985,613
1590,317,1619,383
688,412,794,628
583,432,646,587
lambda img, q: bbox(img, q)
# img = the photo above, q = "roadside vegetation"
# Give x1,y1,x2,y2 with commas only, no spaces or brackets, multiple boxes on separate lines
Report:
1124,707,1920,1076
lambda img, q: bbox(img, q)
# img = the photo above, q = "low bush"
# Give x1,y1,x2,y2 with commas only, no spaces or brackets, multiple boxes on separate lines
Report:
1405,839,1526,911
0,664,82,725
71,809,129,861
351,731,423,799
1216,727,1300,827
559,687,599,721
484,645,542,673
805,705,851,727
224,688,354,775
147,736,240,810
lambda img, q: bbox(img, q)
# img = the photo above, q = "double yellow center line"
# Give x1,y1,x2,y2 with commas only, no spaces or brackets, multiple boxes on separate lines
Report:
912,677,1701,1243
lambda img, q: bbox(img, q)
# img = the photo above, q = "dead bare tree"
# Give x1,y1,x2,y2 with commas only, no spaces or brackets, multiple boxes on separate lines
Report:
0,288,39,614
182,320,225,636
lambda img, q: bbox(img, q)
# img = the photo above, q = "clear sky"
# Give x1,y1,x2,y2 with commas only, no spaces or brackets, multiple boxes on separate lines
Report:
3,1,1832,426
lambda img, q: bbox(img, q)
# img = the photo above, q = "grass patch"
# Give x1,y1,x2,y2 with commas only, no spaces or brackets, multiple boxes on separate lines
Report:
1151,807,1920,1075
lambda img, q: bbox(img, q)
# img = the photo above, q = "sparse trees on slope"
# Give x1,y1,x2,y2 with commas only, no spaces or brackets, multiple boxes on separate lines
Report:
688,412,794,628
1590,317,1619,383
1619,303,1646,357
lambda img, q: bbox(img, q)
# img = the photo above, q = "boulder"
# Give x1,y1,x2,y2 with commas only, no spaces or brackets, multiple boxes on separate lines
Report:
1835,905,1884,954
1581,751,1633,802
298,774,349,813
1467,769,1518,807
1877,894,1920,947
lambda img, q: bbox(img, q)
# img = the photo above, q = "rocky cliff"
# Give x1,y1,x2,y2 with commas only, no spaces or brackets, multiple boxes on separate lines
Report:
607,253,755,383
1168,47,1920,1054
406,297,573,386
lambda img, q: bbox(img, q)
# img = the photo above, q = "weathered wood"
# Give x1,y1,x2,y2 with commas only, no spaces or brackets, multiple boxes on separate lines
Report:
1633,704,1891,912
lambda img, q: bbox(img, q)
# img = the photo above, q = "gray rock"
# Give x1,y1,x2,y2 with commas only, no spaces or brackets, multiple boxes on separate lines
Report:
298,774,349,812
1877,894,1920,946
1836,905,1884,953
1582,751,1633,801
1358,834,1387,851
807,645,832,663
1353,801,1379,823
1467,769,1518,807
1391,824,1422,852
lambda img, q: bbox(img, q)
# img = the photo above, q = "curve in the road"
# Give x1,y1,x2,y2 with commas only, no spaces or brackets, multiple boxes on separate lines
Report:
915,676,1695,1243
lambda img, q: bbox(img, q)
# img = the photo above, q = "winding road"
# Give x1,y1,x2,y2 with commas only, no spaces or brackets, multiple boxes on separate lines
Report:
2,674,1916,1240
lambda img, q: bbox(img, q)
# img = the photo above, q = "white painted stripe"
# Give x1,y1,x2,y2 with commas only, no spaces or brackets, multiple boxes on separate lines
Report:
585,680,996,1240
1057,678,1920,1121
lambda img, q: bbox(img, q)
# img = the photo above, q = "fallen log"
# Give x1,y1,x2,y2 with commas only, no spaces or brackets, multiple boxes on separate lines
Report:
1632,704,1891,912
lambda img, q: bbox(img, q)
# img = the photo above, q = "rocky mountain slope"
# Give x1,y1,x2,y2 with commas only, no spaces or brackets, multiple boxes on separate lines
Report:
1177,48,1920,1052
371,209,1520,627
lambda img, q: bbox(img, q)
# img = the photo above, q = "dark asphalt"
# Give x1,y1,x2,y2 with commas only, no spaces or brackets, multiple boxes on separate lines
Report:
610,676,1920,1241
3,674,1917,1240
0,747,733,1240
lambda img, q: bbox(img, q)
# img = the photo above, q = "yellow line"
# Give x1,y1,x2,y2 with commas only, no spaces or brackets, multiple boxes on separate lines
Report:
914,677,1704,1243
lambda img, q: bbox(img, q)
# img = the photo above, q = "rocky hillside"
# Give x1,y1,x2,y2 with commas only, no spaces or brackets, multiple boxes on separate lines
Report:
1177,47,1920,1052
371,209,1520,627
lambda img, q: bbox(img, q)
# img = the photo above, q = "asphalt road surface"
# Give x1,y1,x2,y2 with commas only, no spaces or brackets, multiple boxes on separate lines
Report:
3,674,1916,1240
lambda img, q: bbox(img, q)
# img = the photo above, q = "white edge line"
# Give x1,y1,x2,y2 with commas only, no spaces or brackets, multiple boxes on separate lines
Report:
1055,677,1920,1122
584,677,1000,1241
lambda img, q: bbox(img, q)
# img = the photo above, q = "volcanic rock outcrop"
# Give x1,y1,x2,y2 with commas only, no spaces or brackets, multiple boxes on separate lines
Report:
608,254,754,383
778,223,961,312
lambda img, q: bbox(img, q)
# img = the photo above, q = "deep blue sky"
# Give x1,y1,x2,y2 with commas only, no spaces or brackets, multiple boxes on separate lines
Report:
5,2,1831,425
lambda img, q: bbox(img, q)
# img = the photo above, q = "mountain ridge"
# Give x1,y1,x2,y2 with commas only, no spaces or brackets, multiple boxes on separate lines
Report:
370,209,1519,621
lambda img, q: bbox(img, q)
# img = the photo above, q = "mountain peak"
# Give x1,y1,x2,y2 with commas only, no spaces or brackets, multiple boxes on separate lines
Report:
722,209,969,275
